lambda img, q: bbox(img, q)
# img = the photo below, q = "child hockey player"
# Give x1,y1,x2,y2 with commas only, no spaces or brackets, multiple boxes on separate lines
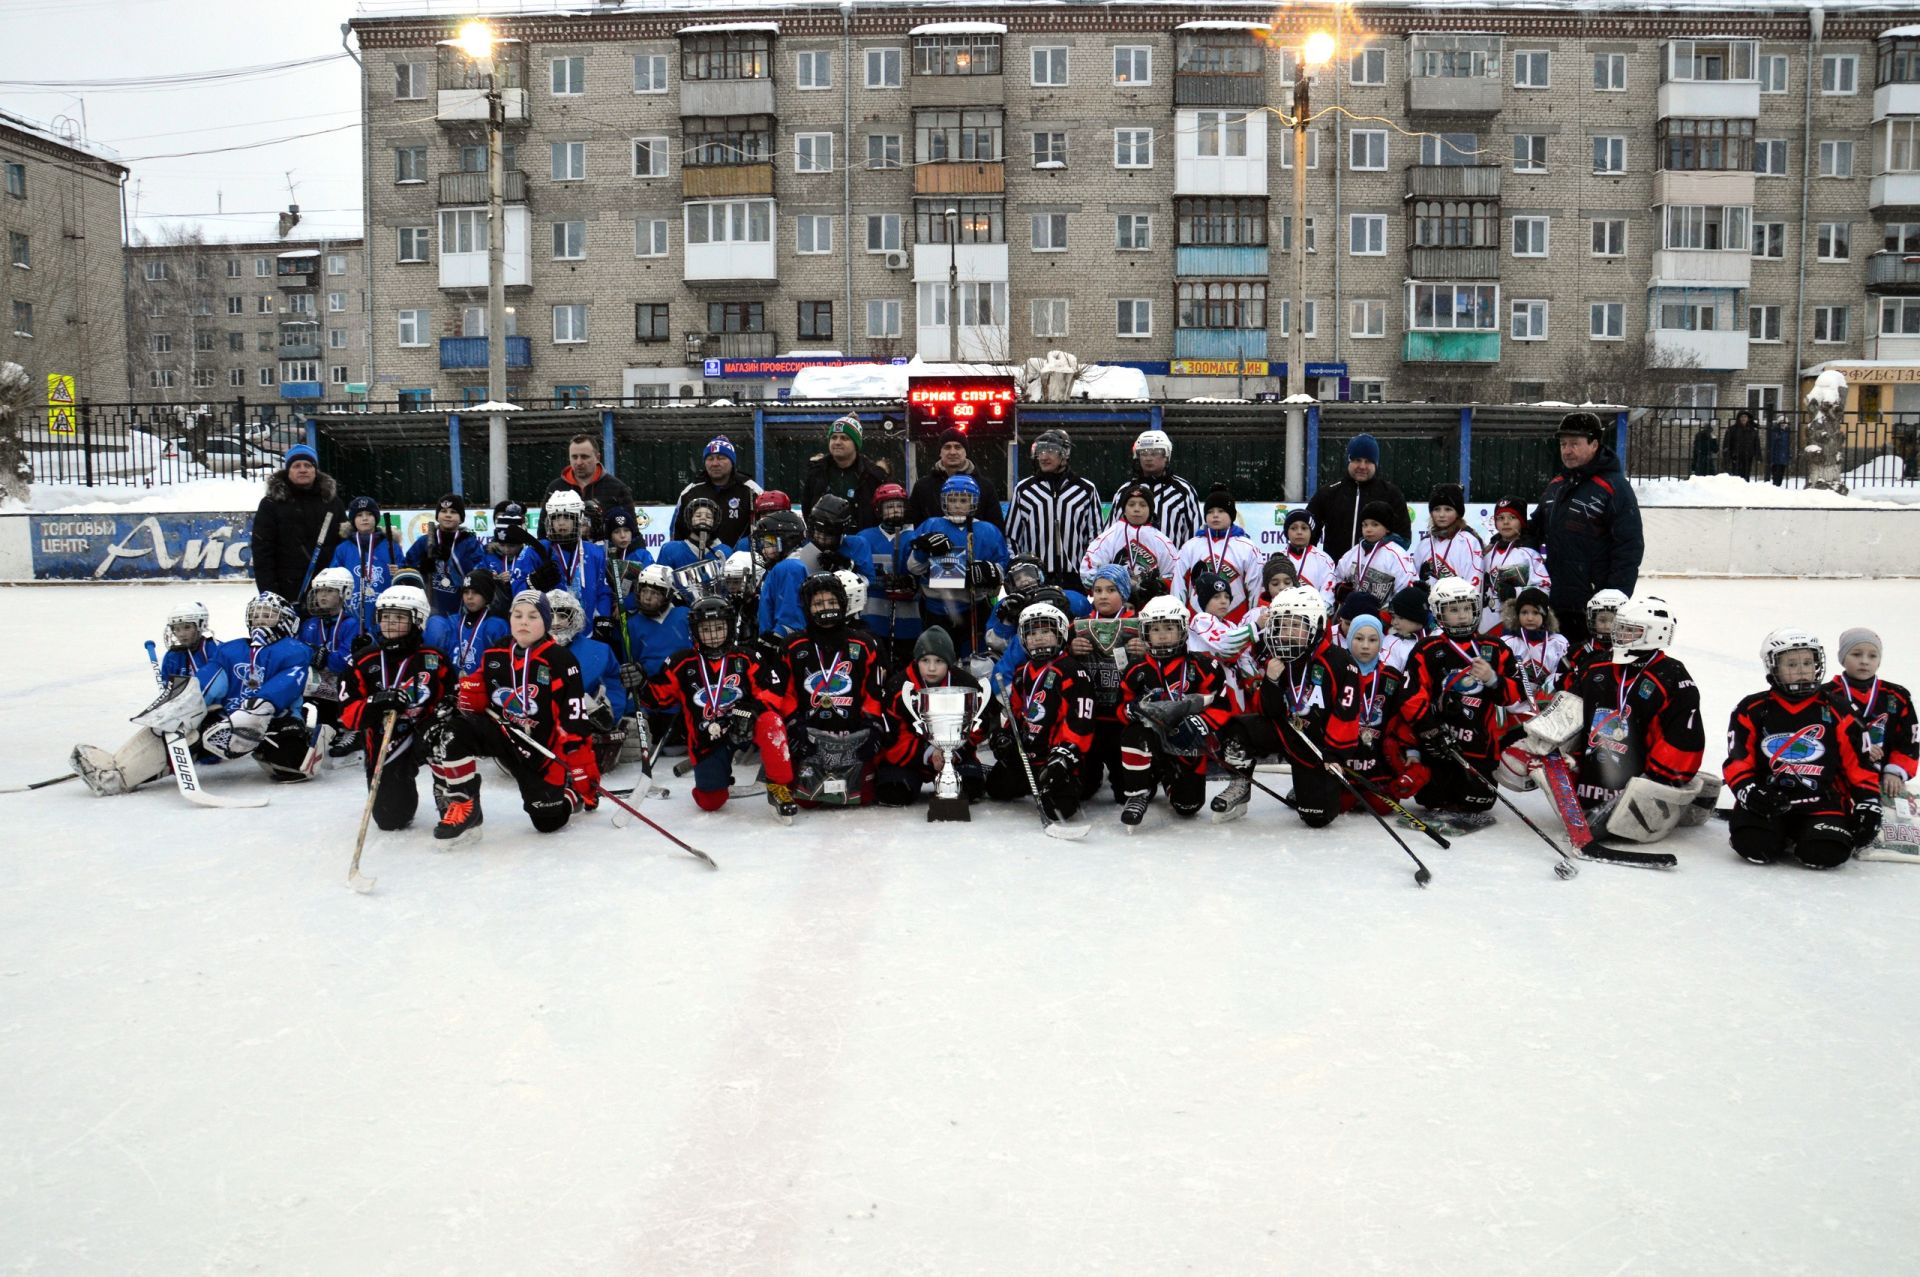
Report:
1500,587,1569,711
621,565,691,679
601,507,655,617
752,509,812,640
157,601,220,680
1276,510,1337,606
403,493,485,617
855,483,925,669
1412,484,1485,593
299,566,363,758
337,584,453,832
1068,565,1142,799
1186,571,1259,712
983,601,1094,819
767,573,887,808
329,496,403,631
547,588,631,771
1827,627,1917,801
1332,500,1416,610
425,569,510,676
1173,486,1261,620
1724,628,1880,868
1479,496,1550,635
1392,577,1525,830
473,501,526,614
875,627,988,810
1080,483,1178,597
1115,594,1233,827
1343,614,1409,803
656,496,729,600
908,475,1009,658
1565,588,1629,687
514,491,613,630
791,493,875,582
1382,584,1430,673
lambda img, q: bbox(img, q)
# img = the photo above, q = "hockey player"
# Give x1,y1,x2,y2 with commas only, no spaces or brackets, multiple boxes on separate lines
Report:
1382,584,1430,673
403,493,485,617
984,601,1095,818
1172,486,1262,620
1411,484,1486,592
328,496,403,631
1186,571,1259,711
1344,613,1409,802
752,509,812,640
908,474,1009,658
1827,626,1917,801
424,569,510,676
1501,587,1569,710
157,601,220,681
547,589,631,772
1080,483,1178,598
1115,595,1232,827
1276,510,1338,606
854,482,924,669
642,595,798,819
436,590,597,842
513,491,614,630
765,573,887,807
472,502,527,615
875,627,988,810
1724,628,1880,868
337,584,454,831
791,493,876,582
601,506,656,617
298,566,363,757
1210,586,1362,828
734,490,795,554
1565,588,1629,686
1067,565,1141,799
1479,496,1550,635
655,496,730,600
621,565,692,679
1332,500,1416,610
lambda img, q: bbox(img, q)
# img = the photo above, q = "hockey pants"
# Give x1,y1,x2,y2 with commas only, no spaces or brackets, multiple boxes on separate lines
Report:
363,721,438,832
690,711,794,811
1118,722,1205,816
1081,719,1126,803
1413,748,1498,816
1219,715,1342,827
433,712,575,834
1728,808,1853,869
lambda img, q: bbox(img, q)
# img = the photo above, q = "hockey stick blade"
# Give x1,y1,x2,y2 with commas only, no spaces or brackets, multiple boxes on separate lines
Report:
165,734,268,809
1043,818,1091,841
0,772,82,795
1574,843,1678,870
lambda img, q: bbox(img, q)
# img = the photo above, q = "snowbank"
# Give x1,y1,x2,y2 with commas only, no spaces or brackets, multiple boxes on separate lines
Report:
1633,474,1916,509
9,476,267,514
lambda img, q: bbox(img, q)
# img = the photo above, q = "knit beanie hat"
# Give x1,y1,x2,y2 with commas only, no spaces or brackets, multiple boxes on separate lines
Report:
913,625,958,667
510,588,552,629
1337,592,1378,624
1837,627,1883,658
347,494,381,520
828,415,864,450
1428,483,1465,516
437,492,466,518
1192,570,1231,610
1203,483,1236,516
1284,508,1314,532
1359,499,1397,529
283,442,319,468
1347,434,1381,465
704,435,738,464
1389,583,1431,626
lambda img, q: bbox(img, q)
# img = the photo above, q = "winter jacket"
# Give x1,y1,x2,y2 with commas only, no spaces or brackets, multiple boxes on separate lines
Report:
908,459,1006,528
1526,446,1643,618
250,468,346,605
1723,420,1761,474
670,474,764,545
545,464,635,520
1767,421,1794,466
404,528,487,617
1689,428,1719,476
1305,473,1411,563
802,453,891,530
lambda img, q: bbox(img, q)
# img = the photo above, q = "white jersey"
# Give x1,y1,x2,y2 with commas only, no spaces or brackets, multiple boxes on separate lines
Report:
1502,629,1571,705
1275,542,1338,606
1081,520,1179,586
1480,539,1552,633
1381,628,1423,672
1172,532,1264,620
1188,610,1260,711
1333,538,1416,608
1411,530,1486,594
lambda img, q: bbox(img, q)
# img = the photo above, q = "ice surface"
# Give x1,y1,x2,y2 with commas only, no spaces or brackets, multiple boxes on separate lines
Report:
3,578,1919,1274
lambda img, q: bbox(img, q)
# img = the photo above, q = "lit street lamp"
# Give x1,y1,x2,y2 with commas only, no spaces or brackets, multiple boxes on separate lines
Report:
456,20,511,505
1287,30,1336,499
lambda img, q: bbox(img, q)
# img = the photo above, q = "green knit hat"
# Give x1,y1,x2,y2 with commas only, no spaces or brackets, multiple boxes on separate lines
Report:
828,414,863,450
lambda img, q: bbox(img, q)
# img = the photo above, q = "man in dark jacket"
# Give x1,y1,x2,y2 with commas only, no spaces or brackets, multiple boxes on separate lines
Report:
546,435,635,536
1306,433,1411,562
670,434,763,545
1528,411,1643,648
250,442,346,608
908,427,1005,528
802,414,889,530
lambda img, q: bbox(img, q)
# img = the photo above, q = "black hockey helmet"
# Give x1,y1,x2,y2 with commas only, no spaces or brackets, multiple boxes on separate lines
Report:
493,500,527,533
799,571,848,631
809,494,853,549
1005,552,1047,595
752,510,808,563
688,595,736,651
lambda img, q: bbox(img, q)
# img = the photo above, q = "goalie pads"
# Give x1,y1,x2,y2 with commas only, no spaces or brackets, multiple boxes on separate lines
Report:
1136,693,1207,729
1521,690,1585,753
792,727,870,806
1495,742,1542,793
130,676,207,738
201,697,276,760
1590,774,1703,844
1681,771,1724,827
70,729,172,797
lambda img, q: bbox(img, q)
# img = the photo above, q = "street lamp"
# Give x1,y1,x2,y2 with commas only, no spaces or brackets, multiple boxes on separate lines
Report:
945,205,960,363
456,20,510,504
1287,30,1335,499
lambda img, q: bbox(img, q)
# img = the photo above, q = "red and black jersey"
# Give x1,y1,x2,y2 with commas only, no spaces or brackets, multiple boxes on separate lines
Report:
1349,660,1410,780
1562,652,1705,806
644,645,788,762
468,639,590,750
768,630,887,737
338,637,454,735
879,666,987,771
1564,636,1613,689
1398,632,1525,763
1725,687,1879,815
999,655,1096,756
1826,674,1919,784
1250,635,1363,766
1117,650,1233,732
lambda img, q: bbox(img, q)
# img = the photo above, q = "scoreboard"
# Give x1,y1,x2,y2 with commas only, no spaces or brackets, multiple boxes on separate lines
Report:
906,375,1018,441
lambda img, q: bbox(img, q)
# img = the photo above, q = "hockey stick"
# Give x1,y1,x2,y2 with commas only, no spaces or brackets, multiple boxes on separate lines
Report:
145,639,163,687
610,714,675,825
1337,766,1453,850
1438,745,1579,879
0,772,80,795
163,731,268,809
347,710,399,894
992,679,1090,841
292,510,334,615
1288,718,1431,886
1535,755,1676,870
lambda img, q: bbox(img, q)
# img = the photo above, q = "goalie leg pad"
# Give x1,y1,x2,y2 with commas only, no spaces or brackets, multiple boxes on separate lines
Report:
1522,691,1586,753
71,729,171,796
1496,743,1542,793
1593,774,1703,844
1681,771,1724,827
130,677,208,737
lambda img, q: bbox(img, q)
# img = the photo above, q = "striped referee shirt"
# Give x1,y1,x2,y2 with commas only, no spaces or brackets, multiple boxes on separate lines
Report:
1007,469,1106,583
1109,471,1202,546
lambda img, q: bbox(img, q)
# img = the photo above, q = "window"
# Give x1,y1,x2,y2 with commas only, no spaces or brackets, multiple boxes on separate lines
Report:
1662,204,1751,251
553,304,588,344
1749,304,1783,341
1279,215,1318,254
1276,297,1314,338
222,295,243,316
1660,118,1755,170
397,309,427,346
915,281,1006,330
1511,216,1550,257
330,329,349,349
1177,197,1266,246
1887,223,1920,253
1670,384,1718,411
226,259,241,278
915,199,1004,244
10,299,31,337
917,108,1003,162
636,217,668,257
1821,53,1857,94
1747,384,1784,415
1032,298,1069,337
1032,212,1068,251
553,220,586,260
228,332,244,352
326,254,347,276
798,301,833,339
634,53,669,93
1032,131,1068,167
1817,222,1851,260
795,49,831,90
1114,129,1153,168
395,146,427,183
1350,48,1385,85
1755,56,1792,98
1032,46,1068,86
1351,380,1386,404
1818,139,1854,178
686,199,773,245
1593,52,1626,90
1590,218,1627,256
1813,305,1849,342
550,56,585,96
1754,138,1789,176
328,292,346,312
1881,297,1920,336
1593,136,1627,173
1590,302,1625,339
257,331,271,352
1657,300,1714,332
1179,281,1267,329
683,32,772,81
1418,133,1478,166
1410,283,1498,331
1178,34,1265,76
329,366,349,386
1511,299,1549,340
1116,298,1152,337
398,226,430,263
912,33,1002,77
3,162,22,199
708,301,764,333
228,368,245,387
257,295,276,315
288,293,315,317
796,214,833,254
866,47,903,88
1351,299,1386,338
394,61,427,99
1195,111,1252,159
1349,129,1388,171
1115,213,1151,250
551,141,586,181
150,333,172,354
148,370,175,389
1278,127,1319,169
1349,213,1386,255
140,258,167,283
866,133,902,170
258,367,276,387
1513,50,1550,88
633,137,670,177
634,303,670,342
1754,222,1787,259
283,359,318,386
255,257,271,277
1409,200,1498,249
1115,46,1151,85
866,299,902,338
1513,135,1547,172
865,213,902,252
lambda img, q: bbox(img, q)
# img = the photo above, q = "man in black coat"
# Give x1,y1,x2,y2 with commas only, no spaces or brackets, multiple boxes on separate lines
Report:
908,427,1005,528
250,442,346,608
670,434,763,545
1528,411,1644,648
802,414,890,530
546,434,635,537
1306,433,1411,561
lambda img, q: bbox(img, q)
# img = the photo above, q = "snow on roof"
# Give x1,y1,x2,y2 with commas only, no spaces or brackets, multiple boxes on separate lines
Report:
677,21,778,34
908,21,1007,36
0,109,124,167
1883,25,1920,38
277,249,321,259
469,400,522,412
1174,20,1273,31
787,358,1145,402
365,1,1916,20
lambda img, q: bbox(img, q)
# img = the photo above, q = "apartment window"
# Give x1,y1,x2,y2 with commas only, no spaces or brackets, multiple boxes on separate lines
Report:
1350,48,1385,85
1881,297,1920,335
1510,299,1549,340
1747,385,1783,415
866,298,902,338
1749,304,1783,342
551,141,586,181
866,47,903,88
1115,46,1152,85
1115,213,1151,250
150,333,172,354
1419,133,1478,166
1178,34,1265,75
1032,298,1070,338
553,220,587,260
1195,111,1252,159
1116,298,1152,337
1761,55,1790,93
1593,52,1626,90
796,214,833,254
228,332,244,352
329,366,348,386
1886,223,1920,253
1349,213,1386,255
916,108,1003,162
3,162,22,199
796,50,832,90
148,370,175,389
1660,118,1755,170
686,199,773,245
288,293,315,317
283,360,318,385
395,146,427,183
917,281,1006,330
1177,197,1266,246
1513,135,1547,172
1663,204,1751,251
913,33,1002,77
1032,47,1069,86
1817,222,1851,260
1032,131,1068,167
398,226,430,262
635,303,669,341
552,304,588,344
1818,139,1854,178
634,53,669,93
1589,302,1625,340
915,199,1004,244
1813,305,1849,342
329,329,349,349
257,331,272,352
225,258,241,278
1754,139,1789,176
1511,216,1550,257
255,257,271,277
1277,298,1315,338
396,310,428,346
1278,128,1319,169
1409,200,1498,249
1180,281,1266,329
258,367,275,387
798,301,833,339
1671,384,1718,412
1410,283,1498,331
636,217,668,257
228,368,245,387
1590,218,1627,256
1889,118,1920,172
549,55,585,96
1279,215,1318,254
328,292,345,312
633,137,670,178
326,254,346,276
865,213,902,252
1658,301,1712,333
257,295,276,315
866,133,902,170
1592,136,1627,173
1114,129,1153,169
1821,53,1858,94
225,296,243,316
1754,222,1787,259
708,302,764,333
1351,299,1386,338
1513,50,1550,88
394,61,426,99
140,258,167,284
11,300,31,337
1352,380,1385,404
1349,129,1388,171
1032,212,1068,251
683,32,772,81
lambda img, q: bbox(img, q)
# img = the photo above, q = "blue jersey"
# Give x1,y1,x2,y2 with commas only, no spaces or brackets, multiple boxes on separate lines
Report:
757,557,810,639
907,516,1008,623
605,544,655,616
404,530,486,617
625,606,692,676
297,612,362,677
159,639,222,683
199,636,311,717
568,635,629,719
512,540,614,626
853,523,923,642
329,534,404,630
424,610,510,675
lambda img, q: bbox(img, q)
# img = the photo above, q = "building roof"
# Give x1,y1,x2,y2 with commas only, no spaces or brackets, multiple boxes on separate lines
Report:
0,110,126,173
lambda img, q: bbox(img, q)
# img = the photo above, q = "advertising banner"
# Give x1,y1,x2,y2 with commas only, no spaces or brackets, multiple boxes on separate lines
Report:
29,512,254,581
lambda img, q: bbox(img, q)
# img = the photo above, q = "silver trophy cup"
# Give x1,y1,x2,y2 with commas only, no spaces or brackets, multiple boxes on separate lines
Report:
911,684,982,822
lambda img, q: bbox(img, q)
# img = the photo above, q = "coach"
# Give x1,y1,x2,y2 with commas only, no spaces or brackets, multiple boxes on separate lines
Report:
1528,411,1643,648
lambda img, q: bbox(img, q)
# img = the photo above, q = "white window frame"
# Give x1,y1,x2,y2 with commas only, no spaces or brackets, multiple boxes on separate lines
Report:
1116,298,1152,337
632,137,670,178
865,47,902,89
866,298,902,339
636,217,669,258
1276,298,1318,339
1510,298,1549,340
1350,48,1385,86
1114,129,1153,169
1589,301,1625,341
1351,380,1385,404
1513,50,1551,89
1114,46,1152,86
1032,212,1069,252
865,213,902,253
1276,126,1319,169
552,303,589,345
1593,135,1627,174
1748,303,1783,342
1032,46,1069,87
1032,131,1068,168
1821,53,1858,95
328,291,346,313
1115,212,1152,251
551,141,586,182
1511,215,1550,257
397,226,430,263
330,328,349,349
1350,298,1386,338
796,49,832,91
1816,221,1851,261
550,55,585,97
228,368,245,388
395,61,426,100
866,133,902,170
633,53,669,94
1032,297,1070,338
1590,218,1627,256
796,214,834,255
1755,138,1789,176
552,220,587,261
1593,52,1626,91
1349,129,1388,171
1813,305,1849,343
397,309,427,347
1513,134,1547,172
1754,221,1787,259
257,295,276,315
794,132,834,174
1348,213,1386,256
1760,54,1790,94
1817,139,1854,179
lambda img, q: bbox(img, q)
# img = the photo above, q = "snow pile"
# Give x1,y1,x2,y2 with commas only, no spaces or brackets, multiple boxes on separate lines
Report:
789,363,907,399
1808,368,1849,411
789,358,1147,402
1633,474,1915,509
11,475,268,514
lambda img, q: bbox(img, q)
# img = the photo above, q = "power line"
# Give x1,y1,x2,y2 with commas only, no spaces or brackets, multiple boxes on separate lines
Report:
119,121,366,162
0,52,349,92
104,108,361,145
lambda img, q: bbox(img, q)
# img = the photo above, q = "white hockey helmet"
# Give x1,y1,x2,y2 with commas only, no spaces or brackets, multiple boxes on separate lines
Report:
374,584,430,632
1019,600,1070,656
1262,586,1328,661
543,489,586,536
723,549,761,597
1585,588,1630,634
633,561,675,597
307,566,355,613
832,568,869,615
1132,428,1173,458
1428,576,1480,639
165,600,213,647
246,592,299,643
1139,593,1190,657
545,588,587,645
1760,626,1825,694
1611,595,1676,662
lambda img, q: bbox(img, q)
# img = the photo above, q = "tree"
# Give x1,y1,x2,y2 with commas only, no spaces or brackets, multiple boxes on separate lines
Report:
0,359,32,507
125,224,219,407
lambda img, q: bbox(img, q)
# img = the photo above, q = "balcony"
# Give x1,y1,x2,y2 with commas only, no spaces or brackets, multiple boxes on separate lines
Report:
1406,77,1503,115
1173,72,1265,108
1650,249,1752,288
684,237,777,285
1653,169,1756,207
1866,334,1920,360
697,331,777,359
276,338,321,359
436,45,530,126
1871,172,1920,209
1174,328,1268,361
908,73,1004,109
275,254,319,289
1406,165,1501,199
438,171,527,205
1874,82,1920,119
439,205,531,290
1175,245,1268,277
1410,247,1500,279
683,163,774,200
1174,109,1269,196
912,243,1008,283
439,335,532,370
1404,331,1500,363
1647,328,1748,371
683,77,775,118
1655,79,1761,120
1869,252,1920,291
279,382,324,401
912,161,1005,197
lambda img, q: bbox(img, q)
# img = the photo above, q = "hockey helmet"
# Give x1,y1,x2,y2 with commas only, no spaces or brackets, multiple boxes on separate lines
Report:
633,564,675,616
1262,587,1327,662
810,494,853,549
1584,588,1630,635
833,568,869,615
1139,594,1190,659
374,584,430,643
940,473,980,521
683,496,720,532
245,592,299,644
752,510,808,565
1005,552,1047,596
1030,429,1071,462
1131,428,1172,459
543,490,586,540
1018,600,1069,657
545,589,587,645
1428,576,1480,640
873,483,910,523
165,600,213,648
307,566,355,616
689,595,735,651
1612,596,1677,663
1760,626,1824,695
799,572,848,631
752,490,793,517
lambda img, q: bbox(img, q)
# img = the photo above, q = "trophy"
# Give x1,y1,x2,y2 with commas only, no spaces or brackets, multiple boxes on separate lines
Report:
672,557,727,601
908,684,984,822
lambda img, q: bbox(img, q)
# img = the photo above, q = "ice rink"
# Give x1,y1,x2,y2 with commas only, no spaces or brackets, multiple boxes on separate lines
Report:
2,578,1917,1276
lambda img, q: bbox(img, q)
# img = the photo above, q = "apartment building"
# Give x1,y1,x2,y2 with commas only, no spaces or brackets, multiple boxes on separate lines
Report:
0,112,129,408
348,3,1920,415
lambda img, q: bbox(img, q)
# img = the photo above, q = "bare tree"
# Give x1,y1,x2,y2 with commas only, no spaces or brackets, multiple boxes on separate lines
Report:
1552,340,1703,408
0,359,30,506
126,224,219,407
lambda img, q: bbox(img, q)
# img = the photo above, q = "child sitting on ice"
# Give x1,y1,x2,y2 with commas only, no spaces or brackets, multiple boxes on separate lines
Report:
1826,626,1916,803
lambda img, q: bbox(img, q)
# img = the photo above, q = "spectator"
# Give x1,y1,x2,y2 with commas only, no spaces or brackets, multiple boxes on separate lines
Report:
671,435,762,545
546,434,635,533
1689,421,1720,476
1723,409,1760,481
1305,433,1411,562
1108,428,1202,545
908,427,1006,529
1005,428,1104,587
251,442,346,608
1767,414,1794,486
1527,411,1643,649
802,414,890,529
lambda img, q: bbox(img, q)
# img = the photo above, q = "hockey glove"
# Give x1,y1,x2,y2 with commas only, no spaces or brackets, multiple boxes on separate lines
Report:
528,562,563,592
350,632,375,655
1851,797,1883,849
912,532,954,559
456,671,488,714
618,662,648,694
1737,782,1790,820
366,686,411,715
988,728,1016,761
201,697,276,760
592,615,615,644
966,561,1002,593
883,573,917,600
1040,745,1079,788
501,525,537,550
1390,762,1431,801
1137,693,1207,730
309,645,331,672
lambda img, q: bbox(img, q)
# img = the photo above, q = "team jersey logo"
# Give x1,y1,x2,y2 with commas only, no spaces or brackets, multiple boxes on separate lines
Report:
491,684,538,720
804,665,855,710
1589,708,1631,755
1125,543,1159,577
1764,725,1826,778
691,673,745,716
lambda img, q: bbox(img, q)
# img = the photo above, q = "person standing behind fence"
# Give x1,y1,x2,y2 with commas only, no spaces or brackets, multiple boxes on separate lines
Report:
1723,409,1760,481
1108,429,1202,546
803,415,890,530
546,435,635,537
251,442,346,611
1305,434,1411,563
1006,429,1105,588
1767,414,1794,485
1527,411,1643,650
672,436,762,546
1689,420,1720,476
